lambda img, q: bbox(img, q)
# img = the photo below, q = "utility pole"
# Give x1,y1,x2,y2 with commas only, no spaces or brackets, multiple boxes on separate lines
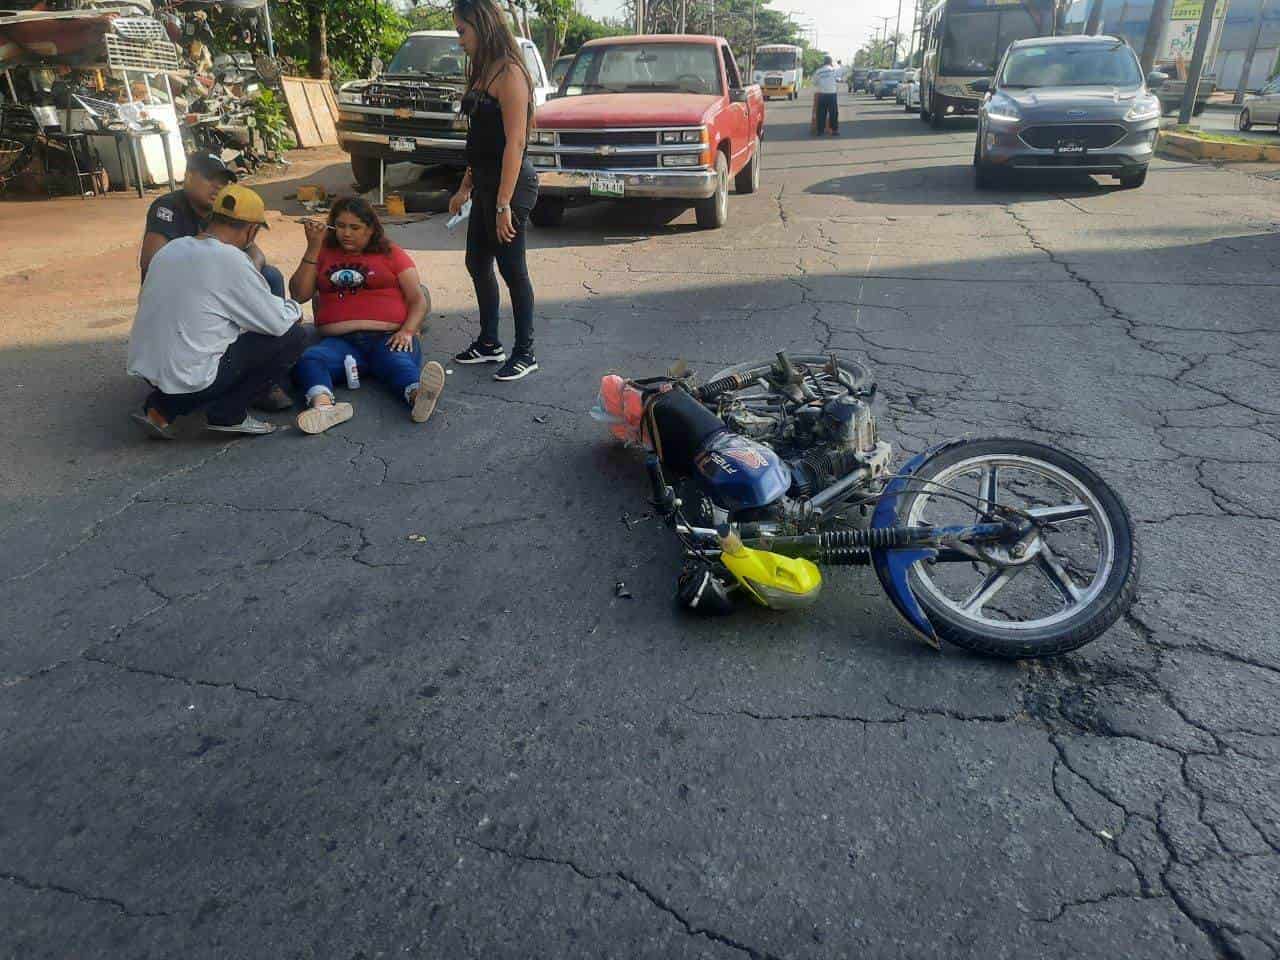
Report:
1084,0,1104,34
1234,0,1269,103
894,0,905,65
1178,0,1218,123
875,15,893,66
1140,0,1174,73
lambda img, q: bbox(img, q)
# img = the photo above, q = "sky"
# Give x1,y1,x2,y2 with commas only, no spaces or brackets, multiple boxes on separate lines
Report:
576,0,919,60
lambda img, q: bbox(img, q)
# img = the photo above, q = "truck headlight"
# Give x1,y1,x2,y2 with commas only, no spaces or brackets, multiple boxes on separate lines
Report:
533,130,556,145
530,154,556,167
662,154,701,167
682,129,702,143
338,88,363,105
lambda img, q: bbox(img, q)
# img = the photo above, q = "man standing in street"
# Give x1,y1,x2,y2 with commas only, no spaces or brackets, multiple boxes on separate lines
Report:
813,56,841,136
139,152,292,410
128,185,305,439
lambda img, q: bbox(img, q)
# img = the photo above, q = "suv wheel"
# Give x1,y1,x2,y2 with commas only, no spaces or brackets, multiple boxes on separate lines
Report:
929,91,945,128
1117,166,1148,189
696,152,729,229
1239,109,1252,131
350,155,382,193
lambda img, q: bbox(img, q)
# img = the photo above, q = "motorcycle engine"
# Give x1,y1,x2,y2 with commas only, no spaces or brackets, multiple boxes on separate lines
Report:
788,396,881,498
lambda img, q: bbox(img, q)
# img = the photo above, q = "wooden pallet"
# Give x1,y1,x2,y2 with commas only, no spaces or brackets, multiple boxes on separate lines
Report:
281,76,340,148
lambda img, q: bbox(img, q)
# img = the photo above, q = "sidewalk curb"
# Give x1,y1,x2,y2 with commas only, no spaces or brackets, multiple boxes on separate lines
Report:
1157,129,1280,163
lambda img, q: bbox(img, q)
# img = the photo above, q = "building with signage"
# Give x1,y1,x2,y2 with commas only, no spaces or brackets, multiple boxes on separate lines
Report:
1065,0,1280,90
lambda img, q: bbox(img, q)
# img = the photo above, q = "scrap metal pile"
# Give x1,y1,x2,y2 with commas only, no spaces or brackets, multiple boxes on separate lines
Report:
0,0,289,193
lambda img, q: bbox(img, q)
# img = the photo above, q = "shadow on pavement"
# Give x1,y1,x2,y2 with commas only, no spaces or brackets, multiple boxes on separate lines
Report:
808,164,1132,203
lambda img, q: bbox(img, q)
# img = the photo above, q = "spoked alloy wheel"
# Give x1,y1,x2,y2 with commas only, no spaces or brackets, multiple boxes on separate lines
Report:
896,438,1139,658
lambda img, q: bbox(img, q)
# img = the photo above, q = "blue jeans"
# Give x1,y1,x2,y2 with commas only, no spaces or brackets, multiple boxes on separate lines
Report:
294,331,422,404
261,264,286,299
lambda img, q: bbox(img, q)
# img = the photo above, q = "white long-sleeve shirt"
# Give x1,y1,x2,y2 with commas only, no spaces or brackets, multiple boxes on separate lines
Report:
128,236,302,394
813,65,840,94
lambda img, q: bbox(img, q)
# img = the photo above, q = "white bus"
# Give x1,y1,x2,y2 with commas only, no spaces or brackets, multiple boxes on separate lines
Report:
753,44,803,101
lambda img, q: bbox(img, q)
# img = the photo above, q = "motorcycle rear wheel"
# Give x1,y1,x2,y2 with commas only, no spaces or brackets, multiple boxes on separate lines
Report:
893,438,1139,658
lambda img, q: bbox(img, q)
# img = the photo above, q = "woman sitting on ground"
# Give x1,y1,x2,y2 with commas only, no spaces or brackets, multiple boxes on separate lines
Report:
289,196,445,434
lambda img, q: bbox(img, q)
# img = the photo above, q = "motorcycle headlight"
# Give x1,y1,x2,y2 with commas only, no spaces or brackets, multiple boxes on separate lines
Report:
1125,96,1160,123
985,96,1021,124
338,83,363,106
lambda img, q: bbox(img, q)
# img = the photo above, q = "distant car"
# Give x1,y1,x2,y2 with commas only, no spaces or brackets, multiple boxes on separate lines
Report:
896,69,918,104
902,69,921,111
849,68,869,92
973,35,1160,190
1239,75,1280,132
550,54,573,89
875,69,906,99
865,70,881,95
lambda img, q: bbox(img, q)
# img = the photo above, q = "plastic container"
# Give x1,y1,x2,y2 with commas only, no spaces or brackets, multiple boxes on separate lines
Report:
385,193,406,216
343,355,360,389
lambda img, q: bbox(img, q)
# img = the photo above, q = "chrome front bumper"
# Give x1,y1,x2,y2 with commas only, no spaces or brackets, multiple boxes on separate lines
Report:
536,168,718,200
338,130,467,151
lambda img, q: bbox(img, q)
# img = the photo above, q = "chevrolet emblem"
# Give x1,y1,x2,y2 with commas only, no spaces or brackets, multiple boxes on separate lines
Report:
595,145,618,156
394,107,413,119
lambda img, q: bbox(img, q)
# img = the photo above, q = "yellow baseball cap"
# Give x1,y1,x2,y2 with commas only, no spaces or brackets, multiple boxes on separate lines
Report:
212,183,270,228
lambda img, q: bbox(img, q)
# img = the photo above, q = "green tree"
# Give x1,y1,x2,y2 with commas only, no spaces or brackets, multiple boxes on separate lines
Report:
270,0,411,80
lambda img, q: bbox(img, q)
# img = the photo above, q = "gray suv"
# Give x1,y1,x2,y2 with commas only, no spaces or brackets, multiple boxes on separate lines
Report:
972,35,1162,190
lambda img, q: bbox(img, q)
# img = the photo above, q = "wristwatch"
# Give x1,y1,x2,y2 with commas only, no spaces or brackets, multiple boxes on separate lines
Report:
496,203,510,214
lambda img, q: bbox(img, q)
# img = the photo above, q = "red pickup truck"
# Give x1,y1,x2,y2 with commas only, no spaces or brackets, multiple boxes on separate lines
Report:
527,35,765,230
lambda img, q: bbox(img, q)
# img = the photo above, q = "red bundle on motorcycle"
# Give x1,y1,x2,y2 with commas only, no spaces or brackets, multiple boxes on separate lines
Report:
590,374,648,445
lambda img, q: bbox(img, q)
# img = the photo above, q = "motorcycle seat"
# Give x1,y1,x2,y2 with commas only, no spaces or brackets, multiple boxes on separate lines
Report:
647,387,726,474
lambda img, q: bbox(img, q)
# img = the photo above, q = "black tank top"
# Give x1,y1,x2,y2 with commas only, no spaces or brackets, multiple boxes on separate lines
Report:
463,89,512,176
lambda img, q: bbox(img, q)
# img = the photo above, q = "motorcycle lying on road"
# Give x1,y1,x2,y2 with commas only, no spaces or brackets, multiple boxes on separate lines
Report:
592,352,1140,658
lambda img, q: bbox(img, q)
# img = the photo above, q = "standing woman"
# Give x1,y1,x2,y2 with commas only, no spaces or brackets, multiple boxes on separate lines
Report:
449,0,541,381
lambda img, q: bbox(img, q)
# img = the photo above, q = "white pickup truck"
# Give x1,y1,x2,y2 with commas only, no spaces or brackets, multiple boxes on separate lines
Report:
336,30,554,191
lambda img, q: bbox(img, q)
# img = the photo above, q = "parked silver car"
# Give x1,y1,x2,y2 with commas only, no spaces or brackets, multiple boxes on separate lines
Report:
1239,76,1280,132
972,35,1161,190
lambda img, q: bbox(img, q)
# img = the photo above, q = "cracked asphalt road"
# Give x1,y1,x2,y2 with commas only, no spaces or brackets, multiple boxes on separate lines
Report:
3,95,1279,959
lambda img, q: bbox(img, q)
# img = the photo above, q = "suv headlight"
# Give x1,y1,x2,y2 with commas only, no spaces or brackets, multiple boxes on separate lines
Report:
985,95,1021,123
338,82,364,105
1125,96,1160,122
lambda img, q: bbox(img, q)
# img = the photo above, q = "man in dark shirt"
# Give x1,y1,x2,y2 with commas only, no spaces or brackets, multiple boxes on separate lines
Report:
140,152,292,409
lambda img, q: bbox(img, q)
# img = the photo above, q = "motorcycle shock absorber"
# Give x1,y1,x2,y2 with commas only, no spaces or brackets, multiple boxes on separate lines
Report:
692,373,751,402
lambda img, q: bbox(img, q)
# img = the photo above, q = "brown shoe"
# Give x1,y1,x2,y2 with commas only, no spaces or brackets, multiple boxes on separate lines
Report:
252,384,294,412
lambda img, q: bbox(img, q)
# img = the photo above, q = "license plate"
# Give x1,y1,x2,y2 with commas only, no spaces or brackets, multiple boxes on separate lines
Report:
1055,139,1087,155
589,173,625,198
389,136,416,153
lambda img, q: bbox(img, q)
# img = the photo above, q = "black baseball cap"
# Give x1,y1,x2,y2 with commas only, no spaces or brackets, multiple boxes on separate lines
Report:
187,152,237,183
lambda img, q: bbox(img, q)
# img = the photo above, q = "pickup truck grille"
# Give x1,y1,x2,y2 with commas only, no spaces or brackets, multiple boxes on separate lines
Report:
1019,124,1126,150
363,83,457,114
557,130,659,147
562,154,658,170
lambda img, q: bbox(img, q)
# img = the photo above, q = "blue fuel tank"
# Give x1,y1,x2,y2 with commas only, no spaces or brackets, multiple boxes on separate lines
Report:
694,432,792,512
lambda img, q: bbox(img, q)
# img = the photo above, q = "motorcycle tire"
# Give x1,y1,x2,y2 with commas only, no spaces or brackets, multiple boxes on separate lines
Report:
893,438,1139,659
706,354,874,395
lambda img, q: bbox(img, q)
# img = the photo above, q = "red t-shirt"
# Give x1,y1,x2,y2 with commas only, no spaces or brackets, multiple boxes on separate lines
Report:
314,243,416,327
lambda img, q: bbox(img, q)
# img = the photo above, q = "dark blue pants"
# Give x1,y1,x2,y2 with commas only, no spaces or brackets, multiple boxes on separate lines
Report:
294,331,422,405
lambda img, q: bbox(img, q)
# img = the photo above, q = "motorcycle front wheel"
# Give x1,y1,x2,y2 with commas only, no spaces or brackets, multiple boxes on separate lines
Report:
893,438,1139,658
